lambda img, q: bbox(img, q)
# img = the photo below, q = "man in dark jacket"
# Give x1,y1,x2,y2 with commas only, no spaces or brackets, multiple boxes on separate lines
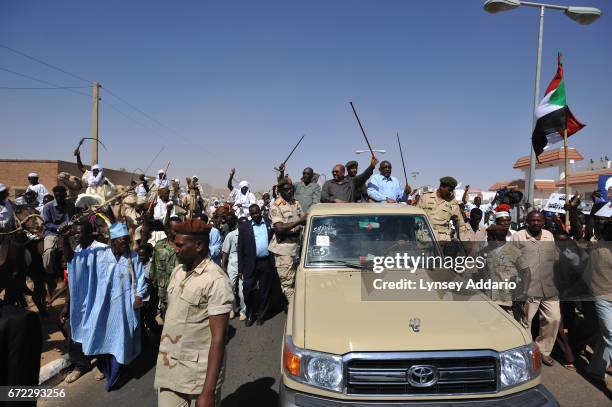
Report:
237,204,275,326
321,156,377,203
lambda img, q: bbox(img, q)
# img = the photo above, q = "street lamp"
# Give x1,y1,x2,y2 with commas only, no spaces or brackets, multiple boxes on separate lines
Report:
355,149,386,154
483,0,601,206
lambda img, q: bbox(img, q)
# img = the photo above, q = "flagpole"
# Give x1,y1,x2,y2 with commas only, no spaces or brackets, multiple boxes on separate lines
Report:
527,5,546,209
563,128,570,232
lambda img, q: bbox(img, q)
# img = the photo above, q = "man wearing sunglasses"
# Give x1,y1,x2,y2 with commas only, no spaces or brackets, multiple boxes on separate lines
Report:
321,156,378,203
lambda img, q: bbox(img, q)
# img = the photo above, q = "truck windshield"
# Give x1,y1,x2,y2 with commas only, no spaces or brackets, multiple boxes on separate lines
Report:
305,214,439,269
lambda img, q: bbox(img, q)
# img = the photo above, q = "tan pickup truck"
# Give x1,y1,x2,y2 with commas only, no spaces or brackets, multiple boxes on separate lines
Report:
280,203,558,406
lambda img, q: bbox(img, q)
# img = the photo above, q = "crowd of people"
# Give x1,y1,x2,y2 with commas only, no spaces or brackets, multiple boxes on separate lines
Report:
0,153,611,404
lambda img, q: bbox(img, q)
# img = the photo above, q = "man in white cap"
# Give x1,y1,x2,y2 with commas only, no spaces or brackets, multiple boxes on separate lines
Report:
134,174,150,204
155,169,170,190
227,168,256,219
192,175,206,202
494,205,516,241
207,198,220,220
84,164,115,200
75,150,115,200
26,172,49,205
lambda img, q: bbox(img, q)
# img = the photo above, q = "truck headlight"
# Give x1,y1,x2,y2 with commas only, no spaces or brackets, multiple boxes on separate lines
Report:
283,336,344,392
499,343,541,389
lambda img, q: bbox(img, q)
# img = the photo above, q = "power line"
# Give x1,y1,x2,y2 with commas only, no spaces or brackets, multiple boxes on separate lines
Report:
102,87,180,136
0,45,243,181
100,99,173,145
100,87,226,162
0,44,91,84
0,66,90,97
0,86,90,90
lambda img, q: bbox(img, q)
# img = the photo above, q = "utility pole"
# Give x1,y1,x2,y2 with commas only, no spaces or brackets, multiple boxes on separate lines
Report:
91,81,100,165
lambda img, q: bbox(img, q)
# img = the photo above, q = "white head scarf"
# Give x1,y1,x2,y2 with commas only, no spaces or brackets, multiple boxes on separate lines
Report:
234,181,254,213
88,165,104,186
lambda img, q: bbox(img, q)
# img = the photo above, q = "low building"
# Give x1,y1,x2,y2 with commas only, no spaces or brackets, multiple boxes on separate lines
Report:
0,158,141,198
489,148,612,209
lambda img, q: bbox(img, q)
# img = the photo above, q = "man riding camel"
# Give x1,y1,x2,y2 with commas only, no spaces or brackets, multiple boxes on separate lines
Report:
74,148,115,201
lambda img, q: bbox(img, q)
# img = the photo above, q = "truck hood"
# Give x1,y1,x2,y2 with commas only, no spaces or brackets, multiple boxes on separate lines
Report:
302,271,528,355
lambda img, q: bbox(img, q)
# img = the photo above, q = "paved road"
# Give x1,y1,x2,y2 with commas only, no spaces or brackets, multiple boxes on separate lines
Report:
41,312,611,407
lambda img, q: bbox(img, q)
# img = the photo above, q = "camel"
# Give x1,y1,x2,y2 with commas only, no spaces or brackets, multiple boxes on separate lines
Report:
0,203,46,313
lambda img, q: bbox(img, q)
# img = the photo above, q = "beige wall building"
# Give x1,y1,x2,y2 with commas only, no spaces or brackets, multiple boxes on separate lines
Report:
0,159,140,197
489,148,612,208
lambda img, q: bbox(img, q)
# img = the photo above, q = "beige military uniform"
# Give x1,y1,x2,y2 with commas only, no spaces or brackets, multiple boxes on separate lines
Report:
268,197,303,300
417,191,465,242
154,258,233,407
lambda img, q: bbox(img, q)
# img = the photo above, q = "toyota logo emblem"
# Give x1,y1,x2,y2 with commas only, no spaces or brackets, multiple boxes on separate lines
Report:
407,365,438,388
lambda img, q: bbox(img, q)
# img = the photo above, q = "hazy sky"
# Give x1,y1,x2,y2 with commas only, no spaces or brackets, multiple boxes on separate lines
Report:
1,0,610,191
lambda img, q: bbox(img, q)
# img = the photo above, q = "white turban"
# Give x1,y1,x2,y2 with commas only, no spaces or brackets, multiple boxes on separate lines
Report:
88,165,104,186
158,169,165,174
28,172,38,178
239,181,249,189
495,211,510,219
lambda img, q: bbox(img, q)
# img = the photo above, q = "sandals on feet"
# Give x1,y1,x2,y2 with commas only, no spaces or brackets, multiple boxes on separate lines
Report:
64,370,83,383
94,368,105,381
563,362,577,371
542,355,555,366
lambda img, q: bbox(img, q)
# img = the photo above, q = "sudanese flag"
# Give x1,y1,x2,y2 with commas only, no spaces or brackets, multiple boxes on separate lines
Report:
532,53,585,159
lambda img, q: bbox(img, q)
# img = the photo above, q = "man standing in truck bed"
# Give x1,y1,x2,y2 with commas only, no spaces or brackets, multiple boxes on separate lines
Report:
269,178,307,302
418,176,465,243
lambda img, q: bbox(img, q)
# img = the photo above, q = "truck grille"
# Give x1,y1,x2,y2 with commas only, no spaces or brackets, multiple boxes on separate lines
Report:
346,356,497,395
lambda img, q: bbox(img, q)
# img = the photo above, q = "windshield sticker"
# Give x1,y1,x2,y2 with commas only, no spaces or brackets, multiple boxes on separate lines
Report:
311,246,330,257
313,225,337,236
315,235,330,247
358,221,380,230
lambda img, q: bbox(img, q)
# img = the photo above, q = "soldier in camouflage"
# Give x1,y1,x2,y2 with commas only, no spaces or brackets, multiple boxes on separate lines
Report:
149,218,180,320
418,176,465,244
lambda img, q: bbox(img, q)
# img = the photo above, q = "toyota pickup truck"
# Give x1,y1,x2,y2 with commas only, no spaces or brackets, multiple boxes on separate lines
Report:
280,203,558,406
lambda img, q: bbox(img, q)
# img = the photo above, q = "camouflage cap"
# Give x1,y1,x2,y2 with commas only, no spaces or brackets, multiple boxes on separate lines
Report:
345,160,358,169
439,176,458,188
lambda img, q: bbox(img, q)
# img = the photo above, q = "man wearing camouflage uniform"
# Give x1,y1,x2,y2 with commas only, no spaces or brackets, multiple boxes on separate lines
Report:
269,178,307,301
149,219,180,320
418,176,465,245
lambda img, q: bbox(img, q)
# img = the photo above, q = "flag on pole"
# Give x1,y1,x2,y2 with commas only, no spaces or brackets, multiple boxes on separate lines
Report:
532,53,585,158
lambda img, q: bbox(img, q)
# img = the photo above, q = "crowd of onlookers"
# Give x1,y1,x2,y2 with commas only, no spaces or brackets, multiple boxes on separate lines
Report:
1,160,611,402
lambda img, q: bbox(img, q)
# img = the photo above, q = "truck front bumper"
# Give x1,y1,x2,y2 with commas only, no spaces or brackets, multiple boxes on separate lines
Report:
279,383,559,407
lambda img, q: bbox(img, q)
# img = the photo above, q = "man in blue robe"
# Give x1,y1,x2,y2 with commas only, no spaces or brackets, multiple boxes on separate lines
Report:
65,221,147,391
